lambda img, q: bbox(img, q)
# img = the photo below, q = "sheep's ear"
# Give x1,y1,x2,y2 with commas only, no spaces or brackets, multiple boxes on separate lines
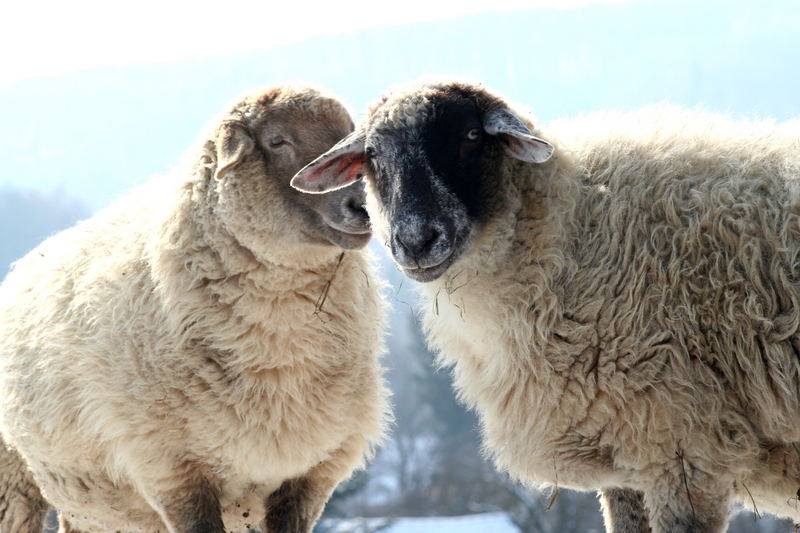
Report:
291,131,367,194
483,108,554,163
214,122,255,180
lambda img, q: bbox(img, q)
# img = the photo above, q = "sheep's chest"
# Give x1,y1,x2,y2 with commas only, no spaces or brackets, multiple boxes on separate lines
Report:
181,282,384,526
422,278,623,489
211,363,360,474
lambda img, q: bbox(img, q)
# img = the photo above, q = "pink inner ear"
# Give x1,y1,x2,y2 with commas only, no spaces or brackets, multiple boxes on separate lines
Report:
499,134,552,163
336,153,367,184
305,153,366,189
503,136,524,156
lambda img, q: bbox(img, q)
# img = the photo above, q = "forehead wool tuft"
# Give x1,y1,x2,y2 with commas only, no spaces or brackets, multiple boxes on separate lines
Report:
224,86,351,127
382,93,432,128
368,83,461,131
365,81,514,135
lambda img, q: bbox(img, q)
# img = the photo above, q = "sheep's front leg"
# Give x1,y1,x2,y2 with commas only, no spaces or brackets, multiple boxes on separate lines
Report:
263,439,368,533
262,467,345,533
643,462,732,533
263,478,316,533
142,473,225,533
600,488,651,532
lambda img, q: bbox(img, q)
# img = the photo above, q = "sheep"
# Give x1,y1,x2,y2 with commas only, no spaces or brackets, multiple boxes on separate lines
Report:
0,84,389,533
291,80,800,533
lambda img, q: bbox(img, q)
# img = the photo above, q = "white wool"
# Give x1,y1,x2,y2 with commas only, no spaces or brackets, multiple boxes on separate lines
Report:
365,81,800,533
0,85,389,533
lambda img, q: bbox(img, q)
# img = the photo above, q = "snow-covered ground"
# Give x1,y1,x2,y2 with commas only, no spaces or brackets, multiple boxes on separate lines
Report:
322,512,519,533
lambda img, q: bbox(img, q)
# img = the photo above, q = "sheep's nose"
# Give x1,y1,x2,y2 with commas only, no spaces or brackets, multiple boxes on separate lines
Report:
395,226,439,258
391,219,452,269
342,195,368,224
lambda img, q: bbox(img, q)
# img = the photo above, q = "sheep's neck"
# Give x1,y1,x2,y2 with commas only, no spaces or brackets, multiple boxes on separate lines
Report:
150,177,353,357
423,154,582,381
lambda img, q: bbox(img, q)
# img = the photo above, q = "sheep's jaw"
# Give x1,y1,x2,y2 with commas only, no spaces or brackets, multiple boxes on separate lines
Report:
319,221,372,250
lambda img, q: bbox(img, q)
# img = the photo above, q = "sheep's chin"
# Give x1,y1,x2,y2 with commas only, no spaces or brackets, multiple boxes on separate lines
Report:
319,225,372,250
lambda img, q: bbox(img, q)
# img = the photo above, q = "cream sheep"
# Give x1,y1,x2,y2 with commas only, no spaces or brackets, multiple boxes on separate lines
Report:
0,85,389,533
292,80,800,533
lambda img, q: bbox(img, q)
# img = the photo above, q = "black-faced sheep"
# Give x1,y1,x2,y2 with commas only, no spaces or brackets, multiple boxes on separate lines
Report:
0,85,389,533
292,80,800,533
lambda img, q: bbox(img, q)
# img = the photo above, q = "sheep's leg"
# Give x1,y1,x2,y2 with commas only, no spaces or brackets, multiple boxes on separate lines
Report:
263,439,367,533
143,473,225,533
0,441,48,533
643,465,731,533
600,488,651,532
262,477,316,533
262,468,342,533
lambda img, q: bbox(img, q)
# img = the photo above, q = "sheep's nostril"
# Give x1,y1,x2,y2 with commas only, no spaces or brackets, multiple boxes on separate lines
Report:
395,226,440,260
354,206,368,220
344,198,368,220
391,218,454,270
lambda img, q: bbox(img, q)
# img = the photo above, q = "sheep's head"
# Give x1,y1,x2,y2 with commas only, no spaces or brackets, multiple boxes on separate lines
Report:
291,81,553,281
210,86,371,254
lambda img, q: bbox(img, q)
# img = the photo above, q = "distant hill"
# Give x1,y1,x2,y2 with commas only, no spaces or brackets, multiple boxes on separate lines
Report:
1,0,798,211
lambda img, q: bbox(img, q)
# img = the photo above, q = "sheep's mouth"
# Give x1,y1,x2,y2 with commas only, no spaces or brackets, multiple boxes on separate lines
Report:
396,241,460,282
401,255,453,282
321,221,372,250
324,219,372,236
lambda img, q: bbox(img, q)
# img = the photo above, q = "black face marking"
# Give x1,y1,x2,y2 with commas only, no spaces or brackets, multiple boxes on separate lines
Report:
422,97,498,221
364,87,507,282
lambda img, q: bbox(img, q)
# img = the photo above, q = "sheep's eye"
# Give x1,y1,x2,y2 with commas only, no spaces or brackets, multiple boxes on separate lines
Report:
269,137,287,148
465,128,481,141
365,146,376,159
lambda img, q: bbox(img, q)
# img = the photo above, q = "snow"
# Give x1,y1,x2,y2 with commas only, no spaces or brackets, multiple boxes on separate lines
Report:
323,512,519,533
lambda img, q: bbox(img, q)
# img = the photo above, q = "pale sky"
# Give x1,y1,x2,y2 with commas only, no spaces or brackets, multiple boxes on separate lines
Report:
0,0,630,86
